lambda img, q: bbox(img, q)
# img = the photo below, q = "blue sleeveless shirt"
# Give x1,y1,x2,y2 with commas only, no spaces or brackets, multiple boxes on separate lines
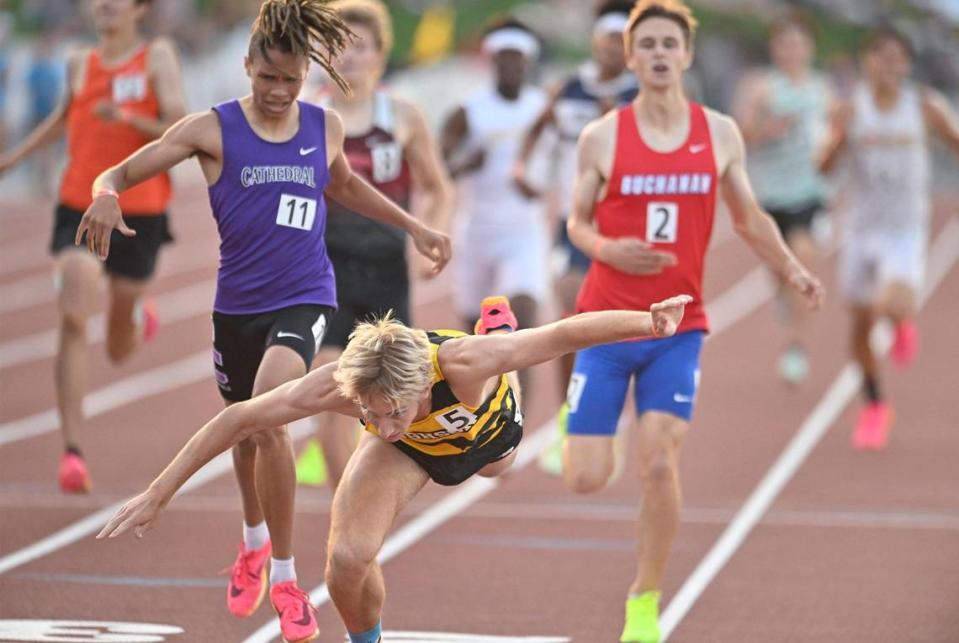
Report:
208,100,335,314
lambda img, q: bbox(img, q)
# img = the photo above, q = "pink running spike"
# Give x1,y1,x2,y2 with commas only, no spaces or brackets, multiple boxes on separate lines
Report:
890,320,918,368
270,580,319,643
58,453,92,494
851,401,894,451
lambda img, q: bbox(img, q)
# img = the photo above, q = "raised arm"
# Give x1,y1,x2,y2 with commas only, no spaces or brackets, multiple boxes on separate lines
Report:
922,88,959,159
76,110,218,259
441,295,692,384
440,105,484,179
400,99,454,277
511,82,560,198
715,113,823,307
97,363,357,540
818,99,852,174
325,109,452,275
0,49,83,174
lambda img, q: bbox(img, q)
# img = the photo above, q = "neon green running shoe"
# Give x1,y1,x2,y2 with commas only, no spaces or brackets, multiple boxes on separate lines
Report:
620,591,661,643
295,439,328,487
537,402,569,476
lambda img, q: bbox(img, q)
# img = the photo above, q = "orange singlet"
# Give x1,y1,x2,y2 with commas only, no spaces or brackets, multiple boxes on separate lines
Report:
59,44,170,214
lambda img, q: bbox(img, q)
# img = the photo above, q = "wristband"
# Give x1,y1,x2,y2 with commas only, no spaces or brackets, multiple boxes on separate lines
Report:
93,188,119,200
593,237,607,261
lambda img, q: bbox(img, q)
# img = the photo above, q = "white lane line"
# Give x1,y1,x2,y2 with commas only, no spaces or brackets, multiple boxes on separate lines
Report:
0,238,775,601
0,419,314,574
660,216,959,641
0,279,454,445
0,352,212,447
0,237,218,316
241,421,557,643
0,281,215,369
241,239,777,642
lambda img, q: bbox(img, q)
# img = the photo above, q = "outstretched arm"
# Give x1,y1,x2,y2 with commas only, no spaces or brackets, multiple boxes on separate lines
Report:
76,110,216,259
325,110,452,275
922,88,959,159
717,114,824,308
97,363,357,540
0,49,84,174
441,295,692,383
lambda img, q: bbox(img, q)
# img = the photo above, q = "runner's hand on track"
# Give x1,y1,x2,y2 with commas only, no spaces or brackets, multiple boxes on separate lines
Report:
97,489,163,540
650,294,693,337
787,264,825,310
411,224,452,276
75,194,136,260
599,237,677,275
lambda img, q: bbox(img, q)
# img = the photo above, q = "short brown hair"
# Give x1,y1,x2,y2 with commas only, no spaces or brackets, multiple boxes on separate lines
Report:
769,8,816,41
625,0,698,50
862,25,913,60
333,0,393,54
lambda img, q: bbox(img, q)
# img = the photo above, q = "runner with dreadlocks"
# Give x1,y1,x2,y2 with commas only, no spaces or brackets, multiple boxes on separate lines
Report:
76,1,451,640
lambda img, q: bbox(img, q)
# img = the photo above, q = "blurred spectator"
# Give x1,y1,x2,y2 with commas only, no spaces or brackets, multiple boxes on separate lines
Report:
26,32,64,194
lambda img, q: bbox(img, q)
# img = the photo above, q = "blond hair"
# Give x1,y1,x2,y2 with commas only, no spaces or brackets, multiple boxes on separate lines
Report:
333,0,393,54
334,313,433,407
625,0,699,50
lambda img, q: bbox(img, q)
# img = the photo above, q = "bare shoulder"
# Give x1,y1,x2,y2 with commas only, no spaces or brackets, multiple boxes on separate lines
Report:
65,46,92,85
391,94,429,139
704,107,742,153
323,107,345,141
920,85,950,113
148,37,180,65
580,109,618,154
175,110,222,154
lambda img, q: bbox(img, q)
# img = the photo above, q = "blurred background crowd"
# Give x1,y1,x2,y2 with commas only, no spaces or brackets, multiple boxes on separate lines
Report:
0,0,957,198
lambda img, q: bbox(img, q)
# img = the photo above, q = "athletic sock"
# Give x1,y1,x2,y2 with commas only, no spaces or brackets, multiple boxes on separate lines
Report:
243,521,269,551
269,556,296,584
348,621,382,643
863,375,882,403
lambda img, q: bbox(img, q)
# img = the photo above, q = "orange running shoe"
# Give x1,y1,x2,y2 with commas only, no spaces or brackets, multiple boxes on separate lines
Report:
142,299,159,343
58,452,92,494
270,580,319,643
474,296,518,335
851,401,894,451
226,541,271,617
890,320,918,368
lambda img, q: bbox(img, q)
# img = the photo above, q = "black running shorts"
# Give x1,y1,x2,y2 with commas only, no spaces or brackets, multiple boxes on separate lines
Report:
392,420,523,486
50,204,173,281
211,303,333,402
324,253,411,349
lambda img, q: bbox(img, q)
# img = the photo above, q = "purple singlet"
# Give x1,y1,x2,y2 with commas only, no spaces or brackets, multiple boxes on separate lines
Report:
208,100,335,314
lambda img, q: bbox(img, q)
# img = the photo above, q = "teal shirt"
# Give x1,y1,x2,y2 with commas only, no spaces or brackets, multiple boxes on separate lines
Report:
748,70,830,210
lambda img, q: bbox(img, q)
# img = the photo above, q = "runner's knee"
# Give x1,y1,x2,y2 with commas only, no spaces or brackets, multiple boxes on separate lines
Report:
248,426,290,449
327,537,377,581
563,458,612,494
639,451,676,489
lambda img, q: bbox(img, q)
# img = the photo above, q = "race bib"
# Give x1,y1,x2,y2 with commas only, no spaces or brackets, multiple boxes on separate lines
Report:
275,194,317,231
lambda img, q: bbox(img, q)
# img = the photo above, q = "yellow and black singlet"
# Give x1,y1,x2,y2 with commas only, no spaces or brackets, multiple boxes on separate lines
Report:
364,329,522,458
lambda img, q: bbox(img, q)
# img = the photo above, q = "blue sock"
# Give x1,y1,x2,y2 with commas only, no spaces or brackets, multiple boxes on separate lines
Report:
348,620,382,643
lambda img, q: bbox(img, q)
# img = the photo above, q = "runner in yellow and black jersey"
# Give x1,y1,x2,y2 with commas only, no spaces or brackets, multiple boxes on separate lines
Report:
364,328,523,485
100,294,693,642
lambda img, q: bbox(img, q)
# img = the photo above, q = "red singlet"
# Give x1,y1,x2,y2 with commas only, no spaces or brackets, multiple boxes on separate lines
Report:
577,102,718,335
